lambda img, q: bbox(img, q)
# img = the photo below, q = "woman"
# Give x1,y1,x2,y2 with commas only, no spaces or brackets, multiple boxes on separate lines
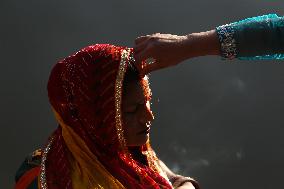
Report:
14,44,199,189
134,14,284,74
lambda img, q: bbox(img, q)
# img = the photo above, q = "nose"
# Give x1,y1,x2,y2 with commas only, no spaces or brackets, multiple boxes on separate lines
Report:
138,101,154,125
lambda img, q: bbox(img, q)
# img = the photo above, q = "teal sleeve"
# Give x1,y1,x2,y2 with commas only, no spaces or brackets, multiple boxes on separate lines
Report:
216,14,284,60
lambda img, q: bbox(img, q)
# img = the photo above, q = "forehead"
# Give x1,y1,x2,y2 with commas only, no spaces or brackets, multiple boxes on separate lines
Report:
122,77,152,105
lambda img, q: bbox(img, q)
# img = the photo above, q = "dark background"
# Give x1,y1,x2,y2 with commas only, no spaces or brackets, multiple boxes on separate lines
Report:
1,1,284,188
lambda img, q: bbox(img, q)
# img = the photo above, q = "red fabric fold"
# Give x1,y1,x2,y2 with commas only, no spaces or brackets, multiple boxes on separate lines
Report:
14,166,40,189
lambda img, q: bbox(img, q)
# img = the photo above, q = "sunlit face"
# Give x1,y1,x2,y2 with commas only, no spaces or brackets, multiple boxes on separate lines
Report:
122,79,154,146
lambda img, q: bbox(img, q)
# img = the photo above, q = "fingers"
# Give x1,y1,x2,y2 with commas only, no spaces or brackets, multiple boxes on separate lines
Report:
134,47,152,66
141,61,159,75
134,40,149,54
133,48,148,74
134,56,160,76
135,33,160,45
134,33,161,57
134,33,161,75
133,44,157,75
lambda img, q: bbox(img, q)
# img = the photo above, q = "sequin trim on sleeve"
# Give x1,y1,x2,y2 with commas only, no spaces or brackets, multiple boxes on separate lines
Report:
216,24,237,60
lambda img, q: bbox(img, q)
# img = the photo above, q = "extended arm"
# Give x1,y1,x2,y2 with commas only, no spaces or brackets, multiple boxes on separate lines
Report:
134,14,284,75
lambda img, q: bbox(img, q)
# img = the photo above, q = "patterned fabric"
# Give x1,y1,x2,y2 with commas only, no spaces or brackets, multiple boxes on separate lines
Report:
15,149,42,189
216,14,284,60
14,167,40,189
216,24,237,59
41,44,173,189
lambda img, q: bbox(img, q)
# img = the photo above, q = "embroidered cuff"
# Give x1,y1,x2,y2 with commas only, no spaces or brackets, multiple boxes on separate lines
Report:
216,24,238,60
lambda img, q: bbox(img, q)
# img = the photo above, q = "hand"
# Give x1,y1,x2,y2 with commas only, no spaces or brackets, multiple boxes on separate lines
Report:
172,175,196,189
133,33,190,75
133,30,220,75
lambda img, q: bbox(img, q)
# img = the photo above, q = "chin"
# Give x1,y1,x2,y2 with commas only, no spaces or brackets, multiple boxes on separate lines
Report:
138,134,149,145
127,134,149,146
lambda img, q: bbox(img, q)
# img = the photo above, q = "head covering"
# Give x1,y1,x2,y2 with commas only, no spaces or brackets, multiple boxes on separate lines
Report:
40,44,172,189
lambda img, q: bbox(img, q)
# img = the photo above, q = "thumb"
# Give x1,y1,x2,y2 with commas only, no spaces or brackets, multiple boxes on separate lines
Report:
141,61,159,75
134,48,152,66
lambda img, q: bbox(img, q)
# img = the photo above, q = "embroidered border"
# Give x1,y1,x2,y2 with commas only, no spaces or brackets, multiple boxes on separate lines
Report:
114,48,131,151
39,137,54,189
216,24,238,60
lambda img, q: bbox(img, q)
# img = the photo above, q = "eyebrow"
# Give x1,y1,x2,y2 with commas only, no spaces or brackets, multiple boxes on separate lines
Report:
128,96,149,107
131,98,145,106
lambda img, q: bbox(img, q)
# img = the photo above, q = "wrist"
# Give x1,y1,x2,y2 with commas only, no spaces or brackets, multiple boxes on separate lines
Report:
184,29,220,58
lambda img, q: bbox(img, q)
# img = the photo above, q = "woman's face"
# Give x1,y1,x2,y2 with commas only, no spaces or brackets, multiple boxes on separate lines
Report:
122,79,154,146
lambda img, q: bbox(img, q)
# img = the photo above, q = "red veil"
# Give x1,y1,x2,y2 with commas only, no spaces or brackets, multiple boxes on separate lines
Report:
41,44,173,189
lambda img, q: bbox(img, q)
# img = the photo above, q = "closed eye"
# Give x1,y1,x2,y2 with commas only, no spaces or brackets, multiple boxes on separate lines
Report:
125,107,138,114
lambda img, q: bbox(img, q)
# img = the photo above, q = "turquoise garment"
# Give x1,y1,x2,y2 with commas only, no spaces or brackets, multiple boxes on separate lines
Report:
216,14,284,60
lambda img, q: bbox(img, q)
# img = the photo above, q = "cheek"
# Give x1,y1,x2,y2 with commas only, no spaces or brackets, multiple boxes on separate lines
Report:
123,113,138,124
122,115,136,135
122,115,138,145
